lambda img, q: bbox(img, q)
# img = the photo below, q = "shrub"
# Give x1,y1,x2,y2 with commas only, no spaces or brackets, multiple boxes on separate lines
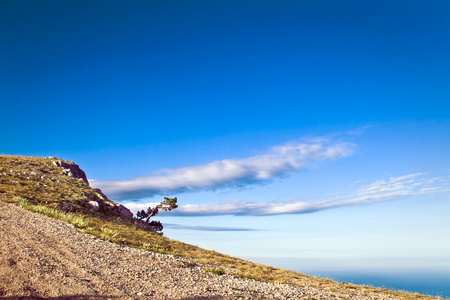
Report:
208,268,225,275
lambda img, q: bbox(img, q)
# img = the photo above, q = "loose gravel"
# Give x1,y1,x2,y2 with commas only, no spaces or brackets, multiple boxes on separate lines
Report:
0,201,419,299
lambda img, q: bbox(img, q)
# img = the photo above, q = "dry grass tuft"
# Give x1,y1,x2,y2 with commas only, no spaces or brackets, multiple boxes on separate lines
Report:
100,227,120,242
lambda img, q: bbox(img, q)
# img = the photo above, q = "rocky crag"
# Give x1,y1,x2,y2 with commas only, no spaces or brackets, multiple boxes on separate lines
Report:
0,155,132,218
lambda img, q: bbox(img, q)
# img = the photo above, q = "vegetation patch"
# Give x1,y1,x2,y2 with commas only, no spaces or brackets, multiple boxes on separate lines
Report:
15,196,89,229
208,268,225,276
100,227,120,242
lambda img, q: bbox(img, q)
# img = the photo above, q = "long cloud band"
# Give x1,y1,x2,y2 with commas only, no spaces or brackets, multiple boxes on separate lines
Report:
92,141,355,200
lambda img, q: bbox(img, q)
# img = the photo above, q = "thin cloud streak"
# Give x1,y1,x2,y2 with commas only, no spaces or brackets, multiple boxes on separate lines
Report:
124,202,160,214
92,141,355,200
163,223,260,232
165,173,449,217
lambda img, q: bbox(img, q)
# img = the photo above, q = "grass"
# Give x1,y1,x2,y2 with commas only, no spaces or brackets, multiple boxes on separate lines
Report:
100,226,120,242
16,196,89,229
208,268,225,275
0,155,441,300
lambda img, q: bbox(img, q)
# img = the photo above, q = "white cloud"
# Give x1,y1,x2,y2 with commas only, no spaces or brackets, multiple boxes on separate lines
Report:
359,173,424,195
164,223,259,232
92,140,355,200
156,173,449,217
122,202,160,214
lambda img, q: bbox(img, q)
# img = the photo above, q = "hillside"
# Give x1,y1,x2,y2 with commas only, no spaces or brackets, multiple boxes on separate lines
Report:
0,155,439,299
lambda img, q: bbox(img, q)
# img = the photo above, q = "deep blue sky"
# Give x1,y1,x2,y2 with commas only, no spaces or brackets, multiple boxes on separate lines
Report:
2,1,449,155
2,1,450,295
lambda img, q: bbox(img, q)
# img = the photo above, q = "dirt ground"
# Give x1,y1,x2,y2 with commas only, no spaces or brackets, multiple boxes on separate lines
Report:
0,201,429,300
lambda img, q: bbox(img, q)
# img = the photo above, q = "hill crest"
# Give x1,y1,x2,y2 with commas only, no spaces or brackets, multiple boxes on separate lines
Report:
0,155,132,218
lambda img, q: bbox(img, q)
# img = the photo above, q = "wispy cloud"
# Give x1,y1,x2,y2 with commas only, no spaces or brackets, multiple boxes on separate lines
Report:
157,173,448,217
92,140,355,200
346,125,374,136
163,223,260,232
123,202,161,214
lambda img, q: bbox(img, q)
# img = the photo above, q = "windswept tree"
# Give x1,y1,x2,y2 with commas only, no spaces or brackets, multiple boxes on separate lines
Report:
136,197,178,232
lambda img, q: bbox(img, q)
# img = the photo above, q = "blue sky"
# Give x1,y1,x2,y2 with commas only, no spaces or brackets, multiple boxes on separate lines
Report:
2,0,450,279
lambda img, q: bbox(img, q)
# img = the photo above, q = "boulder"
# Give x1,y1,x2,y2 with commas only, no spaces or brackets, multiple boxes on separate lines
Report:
93,188,133,217
117,204,133,218
88,201,100,211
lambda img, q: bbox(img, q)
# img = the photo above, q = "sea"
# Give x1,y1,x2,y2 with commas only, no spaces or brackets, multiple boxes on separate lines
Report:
245,257,450,299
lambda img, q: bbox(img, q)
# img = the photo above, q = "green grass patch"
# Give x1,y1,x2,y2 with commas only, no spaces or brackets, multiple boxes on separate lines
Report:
208,268,225,275
100,227,120,242
15,196,89,229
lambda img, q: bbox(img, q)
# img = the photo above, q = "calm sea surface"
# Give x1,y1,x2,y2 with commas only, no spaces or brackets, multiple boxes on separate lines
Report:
246,257,450,299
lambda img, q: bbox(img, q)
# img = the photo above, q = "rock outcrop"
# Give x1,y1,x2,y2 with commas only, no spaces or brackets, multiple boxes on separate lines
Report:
0,155,133,219
50,158,133,218
52,159,89,185
92,188,134,218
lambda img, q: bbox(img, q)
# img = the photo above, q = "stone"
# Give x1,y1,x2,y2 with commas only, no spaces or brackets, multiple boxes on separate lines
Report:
88,201,99,211
58,203,73,212
117,204,133,218
93,188,107,200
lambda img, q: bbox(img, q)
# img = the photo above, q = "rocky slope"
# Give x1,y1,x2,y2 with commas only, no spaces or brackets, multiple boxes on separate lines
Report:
0,155,132,218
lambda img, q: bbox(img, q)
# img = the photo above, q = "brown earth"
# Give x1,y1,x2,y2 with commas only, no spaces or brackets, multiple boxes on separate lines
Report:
0,202,437,300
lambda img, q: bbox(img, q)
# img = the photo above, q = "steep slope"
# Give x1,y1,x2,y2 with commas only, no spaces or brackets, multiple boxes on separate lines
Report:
0,156,439,300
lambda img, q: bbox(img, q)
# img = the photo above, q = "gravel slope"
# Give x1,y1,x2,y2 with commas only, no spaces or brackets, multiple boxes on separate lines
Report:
0,201,420,299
